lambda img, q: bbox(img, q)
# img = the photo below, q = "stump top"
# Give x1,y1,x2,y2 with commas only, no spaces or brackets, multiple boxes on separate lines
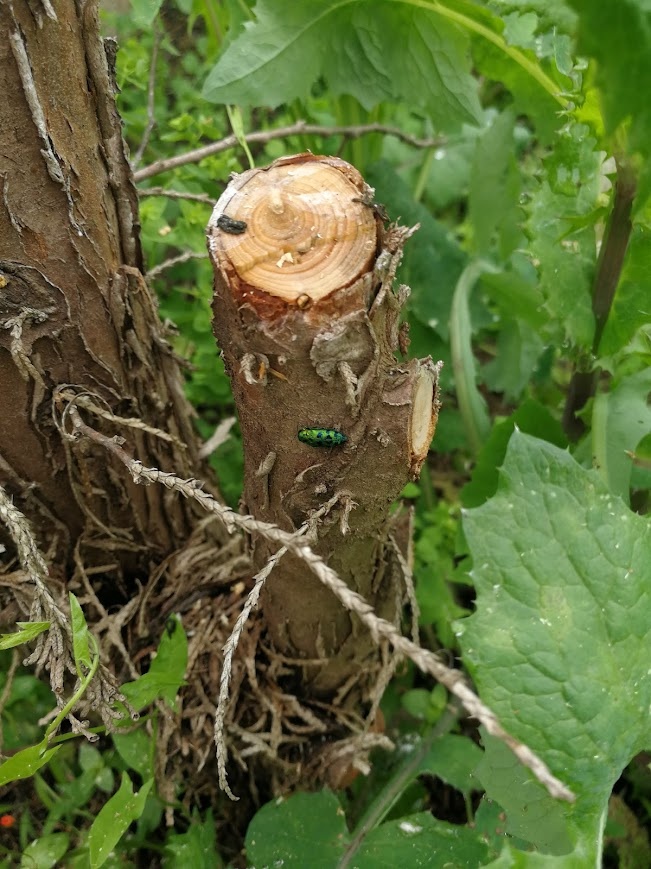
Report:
208,156,379,304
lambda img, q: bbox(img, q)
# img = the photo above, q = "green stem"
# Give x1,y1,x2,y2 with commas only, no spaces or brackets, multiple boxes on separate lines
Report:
339,704,460,868
449,260,495,455
561,160,637,441
591,161,636,354
44,635,100,743
413,148,436,203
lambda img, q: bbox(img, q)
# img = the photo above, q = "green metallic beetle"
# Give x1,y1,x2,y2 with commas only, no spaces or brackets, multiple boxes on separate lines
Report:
297,427,347,447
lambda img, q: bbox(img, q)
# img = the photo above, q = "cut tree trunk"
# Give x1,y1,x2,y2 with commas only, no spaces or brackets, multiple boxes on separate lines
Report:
0,1,206,579
209,154,440,698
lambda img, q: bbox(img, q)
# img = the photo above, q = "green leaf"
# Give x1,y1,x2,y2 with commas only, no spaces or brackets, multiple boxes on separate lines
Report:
112,728,154,780
131,0,163,27
475,732,573,854
472,34,565,144
568,1,651,160
245,791,347,868
469,111,521,258
480,267,547,331
354,812,490,867
69,593,92,672
88,773,154,869
526,124,603,347
246,789,490,867
482,841,594,868
592,368,651,502
0,742,60,786
458,431,651,855
0,622,49,650
119,615,187,711
415,733,483,795
599,225,651,355
225,105,254,169
449,261,494,455
483,318,545,400
367,160,467,343
203,0,481,130
461,399,567,508
20,832,70,869
163,809,221,868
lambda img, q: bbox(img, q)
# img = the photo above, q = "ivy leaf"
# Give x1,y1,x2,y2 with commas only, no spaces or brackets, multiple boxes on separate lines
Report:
203,0,481,131
458,431,651,855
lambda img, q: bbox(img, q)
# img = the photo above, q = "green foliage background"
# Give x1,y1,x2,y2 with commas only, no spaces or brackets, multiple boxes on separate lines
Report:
2,0,651,866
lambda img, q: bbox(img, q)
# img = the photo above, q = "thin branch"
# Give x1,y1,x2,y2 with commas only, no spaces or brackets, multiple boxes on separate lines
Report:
131,25,161,169
64,404,575,804
146,251,208,281
340,702,461,867
199,417,237,459
138,187,218,206
134,122,446,182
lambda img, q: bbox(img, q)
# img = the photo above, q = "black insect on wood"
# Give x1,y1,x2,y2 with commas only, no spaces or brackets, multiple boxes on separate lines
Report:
352,194,389,223
216,214,248,234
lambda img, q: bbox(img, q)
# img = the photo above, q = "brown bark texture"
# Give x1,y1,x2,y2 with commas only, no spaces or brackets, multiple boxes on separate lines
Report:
0,0,205,577
209,154,440,697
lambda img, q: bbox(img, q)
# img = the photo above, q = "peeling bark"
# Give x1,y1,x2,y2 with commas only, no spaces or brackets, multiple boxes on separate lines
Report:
0,1,206,574
209,154,440,697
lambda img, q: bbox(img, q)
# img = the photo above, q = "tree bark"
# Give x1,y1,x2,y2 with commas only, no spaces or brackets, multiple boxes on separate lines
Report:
0,0,206,579
209,153,440,698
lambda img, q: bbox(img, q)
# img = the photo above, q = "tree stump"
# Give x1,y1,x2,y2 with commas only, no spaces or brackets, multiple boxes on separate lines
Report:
208,153,440,699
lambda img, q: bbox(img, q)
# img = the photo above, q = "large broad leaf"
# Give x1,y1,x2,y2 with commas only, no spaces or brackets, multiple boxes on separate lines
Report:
525,124,603,348
458,431,651,859
203,0,481,131
245,790,490,867
468,110,521,258
568,0,651,161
